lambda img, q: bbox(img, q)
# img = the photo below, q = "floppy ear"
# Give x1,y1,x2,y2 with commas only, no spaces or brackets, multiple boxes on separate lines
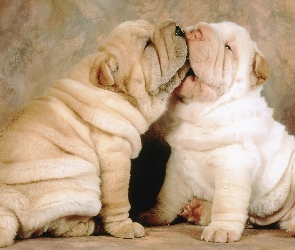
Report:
252,51,269,86
89,52,118,86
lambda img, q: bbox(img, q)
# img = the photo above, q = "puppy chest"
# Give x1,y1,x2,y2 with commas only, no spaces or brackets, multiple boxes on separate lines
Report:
172,149,215,198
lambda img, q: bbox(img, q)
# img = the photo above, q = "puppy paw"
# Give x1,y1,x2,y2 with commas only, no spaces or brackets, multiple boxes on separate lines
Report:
286,223,295,237
49,217,95,237
181,198,212,226
278,218,295,237
62,219,95,237
111,222,145,238
137,210,170,226
0,230,15,248
0,209,18,247
201,222,242,243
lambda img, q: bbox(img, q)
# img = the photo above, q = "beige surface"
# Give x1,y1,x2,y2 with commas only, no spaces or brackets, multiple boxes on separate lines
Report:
5,224,295,250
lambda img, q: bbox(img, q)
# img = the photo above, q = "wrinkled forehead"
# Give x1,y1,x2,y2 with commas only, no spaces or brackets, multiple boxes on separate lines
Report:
111,20,155,39
211,22,256,52
211,22,251,42
97,20,154,53
97,20,156,57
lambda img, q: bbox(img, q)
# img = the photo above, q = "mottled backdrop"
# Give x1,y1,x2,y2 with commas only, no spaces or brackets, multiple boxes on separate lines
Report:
0,0,295,127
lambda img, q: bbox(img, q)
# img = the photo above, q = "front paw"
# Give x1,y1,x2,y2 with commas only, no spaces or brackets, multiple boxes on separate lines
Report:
201,222,243,243
181,198,212,226
110,222,145,239
0,231,14,248
137,209,170,226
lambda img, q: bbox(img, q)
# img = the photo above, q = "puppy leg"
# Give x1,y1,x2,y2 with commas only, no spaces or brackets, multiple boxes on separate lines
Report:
100,162,144,238
138,153,193,225
182,198,212,226
201,144,255,243
48,216,95,237
0,207,19,247
97,134,145,239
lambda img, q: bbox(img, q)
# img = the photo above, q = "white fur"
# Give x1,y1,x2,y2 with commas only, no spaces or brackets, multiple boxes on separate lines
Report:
139,21,295,243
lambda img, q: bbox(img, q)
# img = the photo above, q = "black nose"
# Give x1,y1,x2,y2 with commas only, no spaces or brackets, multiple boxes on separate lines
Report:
175,25,185,37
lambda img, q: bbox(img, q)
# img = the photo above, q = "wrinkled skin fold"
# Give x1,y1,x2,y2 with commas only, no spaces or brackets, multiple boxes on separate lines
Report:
138,21,295,243
0,19,189,247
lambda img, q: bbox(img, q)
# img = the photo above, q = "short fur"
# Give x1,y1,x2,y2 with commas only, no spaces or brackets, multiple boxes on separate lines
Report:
138,21,295,243
0,19,189,247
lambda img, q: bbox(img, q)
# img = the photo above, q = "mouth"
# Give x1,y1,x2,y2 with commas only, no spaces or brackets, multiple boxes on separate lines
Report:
184,67,199,84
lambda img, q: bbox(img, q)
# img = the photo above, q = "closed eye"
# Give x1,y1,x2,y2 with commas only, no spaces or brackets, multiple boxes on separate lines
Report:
144,39,152,49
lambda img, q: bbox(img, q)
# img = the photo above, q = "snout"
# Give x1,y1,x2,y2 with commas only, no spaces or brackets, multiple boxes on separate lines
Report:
185,29,202,41
184,22,212,41
152,19,189,91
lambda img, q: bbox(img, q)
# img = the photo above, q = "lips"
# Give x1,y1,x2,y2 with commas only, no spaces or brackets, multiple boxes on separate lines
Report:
184,67,200,85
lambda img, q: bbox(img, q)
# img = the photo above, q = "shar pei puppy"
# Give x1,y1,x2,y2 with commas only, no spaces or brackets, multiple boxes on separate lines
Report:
0,19,189,247
139,21,295,243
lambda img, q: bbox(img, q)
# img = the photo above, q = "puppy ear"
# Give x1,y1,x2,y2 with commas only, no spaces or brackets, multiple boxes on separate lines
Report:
89,53,118,86
252,51,269,86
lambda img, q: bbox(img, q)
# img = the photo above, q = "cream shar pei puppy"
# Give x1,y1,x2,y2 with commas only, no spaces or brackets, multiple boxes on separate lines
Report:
138,21,295,243
0,20,189,247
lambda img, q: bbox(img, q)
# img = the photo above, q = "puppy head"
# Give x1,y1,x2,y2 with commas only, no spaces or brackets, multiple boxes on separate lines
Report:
88,19,189,122
177,21,269,103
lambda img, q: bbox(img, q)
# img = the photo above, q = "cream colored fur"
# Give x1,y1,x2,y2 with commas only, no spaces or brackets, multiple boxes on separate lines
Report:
138,21,295,243
0,19,189,247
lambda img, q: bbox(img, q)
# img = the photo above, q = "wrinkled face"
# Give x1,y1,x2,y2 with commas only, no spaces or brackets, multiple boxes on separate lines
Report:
176,21,268,102
89,19,189,122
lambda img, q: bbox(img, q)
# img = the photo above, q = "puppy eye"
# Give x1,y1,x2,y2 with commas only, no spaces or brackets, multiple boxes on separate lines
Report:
225,44,232,51
144,39,152,49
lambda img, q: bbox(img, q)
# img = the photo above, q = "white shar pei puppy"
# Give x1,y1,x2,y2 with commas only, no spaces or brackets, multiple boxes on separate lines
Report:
0,20,189,247
138,21,295,243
